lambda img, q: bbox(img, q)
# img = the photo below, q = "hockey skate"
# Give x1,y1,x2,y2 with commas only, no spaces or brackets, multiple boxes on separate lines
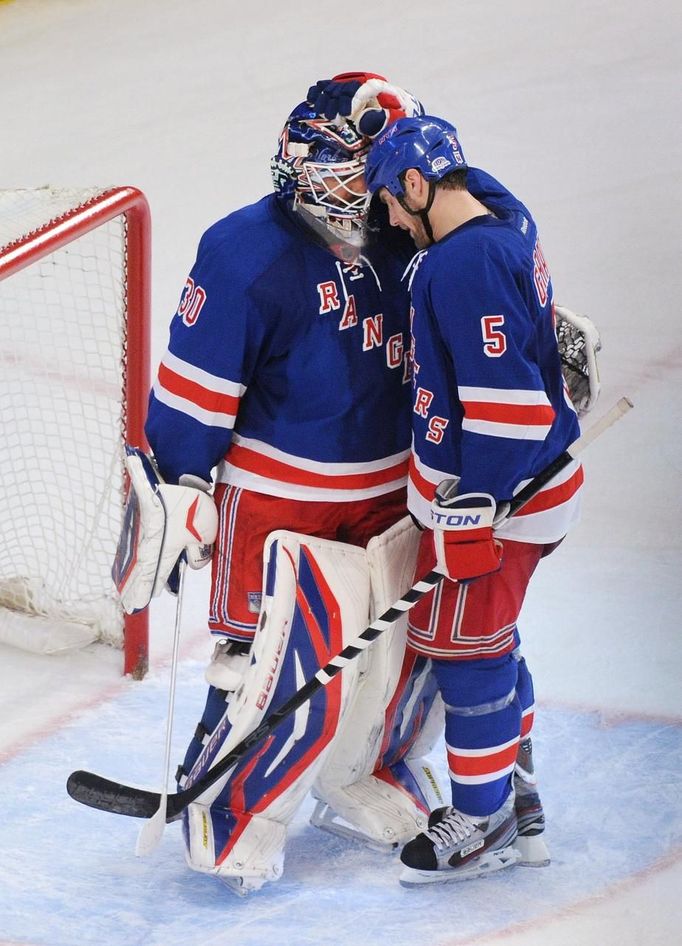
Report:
398,793,519,886
513,737,550,867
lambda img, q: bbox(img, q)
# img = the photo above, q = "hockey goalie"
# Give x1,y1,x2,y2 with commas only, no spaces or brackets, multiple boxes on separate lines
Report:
108,77,453,895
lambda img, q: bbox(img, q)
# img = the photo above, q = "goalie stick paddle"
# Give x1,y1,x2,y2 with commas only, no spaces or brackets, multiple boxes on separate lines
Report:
66,397,633,823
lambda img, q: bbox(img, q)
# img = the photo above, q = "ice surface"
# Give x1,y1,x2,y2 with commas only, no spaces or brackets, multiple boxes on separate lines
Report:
3,660,682,946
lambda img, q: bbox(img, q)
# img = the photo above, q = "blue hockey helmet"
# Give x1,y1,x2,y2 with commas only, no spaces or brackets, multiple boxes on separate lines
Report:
271,101,372,260
365,115,467,197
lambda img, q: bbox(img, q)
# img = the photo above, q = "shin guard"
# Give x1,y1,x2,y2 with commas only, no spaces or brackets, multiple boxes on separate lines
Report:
182,530,371,891
312,516,446,848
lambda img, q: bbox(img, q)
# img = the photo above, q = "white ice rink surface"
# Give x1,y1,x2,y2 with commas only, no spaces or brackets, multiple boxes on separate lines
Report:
1,1,681,944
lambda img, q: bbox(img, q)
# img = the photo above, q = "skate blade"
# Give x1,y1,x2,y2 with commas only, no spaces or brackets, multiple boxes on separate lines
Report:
310,801,399,854
513,834,550,867
217,875,250,898
399,845,520,887
216,874,267,897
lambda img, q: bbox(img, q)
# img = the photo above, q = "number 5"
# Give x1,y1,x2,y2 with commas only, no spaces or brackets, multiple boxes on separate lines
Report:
481,315,507,357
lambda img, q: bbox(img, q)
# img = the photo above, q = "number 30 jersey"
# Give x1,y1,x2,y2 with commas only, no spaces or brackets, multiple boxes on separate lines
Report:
145,195,413,501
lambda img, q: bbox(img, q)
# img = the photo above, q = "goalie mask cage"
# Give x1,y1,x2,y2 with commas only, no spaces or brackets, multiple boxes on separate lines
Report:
0,186,151,678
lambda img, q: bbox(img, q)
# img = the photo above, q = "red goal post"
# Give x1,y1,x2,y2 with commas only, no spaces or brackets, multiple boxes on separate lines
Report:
0,186,151,678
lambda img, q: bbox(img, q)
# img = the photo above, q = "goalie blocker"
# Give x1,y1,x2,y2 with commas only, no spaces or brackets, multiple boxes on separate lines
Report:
177,518,445,895
112,447,218,613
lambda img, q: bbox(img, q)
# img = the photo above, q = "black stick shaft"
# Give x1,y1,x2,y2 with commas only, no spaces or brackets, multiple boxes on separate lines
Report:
66,398,633,821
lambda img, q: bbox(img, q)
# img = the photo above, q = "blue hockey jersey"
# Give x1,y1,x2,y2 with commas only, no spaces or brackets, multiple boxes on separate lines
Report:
407,170,583,543
145,195,414,501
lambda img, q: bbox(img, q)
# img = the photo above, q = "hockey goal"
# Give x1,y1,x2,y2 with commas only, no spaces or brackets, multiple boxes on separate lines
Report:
0,186,151,678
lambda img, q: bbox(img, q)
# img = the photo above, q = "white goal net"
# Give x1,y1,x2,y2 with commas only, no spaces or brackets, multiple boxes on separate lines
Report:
0,186,150,676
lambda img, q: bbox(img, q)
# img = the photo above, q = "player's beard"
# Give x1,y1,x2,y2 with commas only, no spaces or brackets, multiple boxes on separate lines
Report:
410,218,432,250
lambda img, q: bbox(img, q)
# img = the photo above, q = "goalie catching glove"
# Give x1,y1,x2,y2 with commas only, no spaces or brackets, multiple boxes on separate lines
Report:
307,71,424,138
431,479,503,582
555,305,601,416
112,446,218,613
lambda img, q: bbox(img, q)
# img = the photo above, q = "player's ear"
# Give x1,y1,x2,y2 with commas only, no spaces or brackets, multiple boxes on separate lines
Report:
403,168,425,201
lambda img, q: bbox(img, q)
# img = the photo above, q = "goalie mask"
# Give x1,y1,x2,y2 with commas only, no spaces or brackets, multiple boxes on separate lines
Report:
271,101,371,262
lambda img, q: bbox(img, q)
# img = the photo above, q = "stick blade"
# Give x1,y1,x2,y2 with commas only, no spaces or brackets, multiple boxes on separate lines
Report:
66,770,161,819
135,802,168,856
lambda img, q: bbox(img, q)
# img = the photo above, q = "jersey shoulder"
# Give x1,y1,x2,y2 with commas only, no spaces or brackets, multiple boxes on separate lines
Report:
426,201,538,287
466,167,534,221
195,195,303,292
412,218,535,329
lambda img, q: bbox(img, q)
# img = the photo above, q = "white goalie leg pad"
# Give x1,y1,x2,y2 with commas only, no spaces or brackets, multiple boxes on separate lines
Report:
312,516,446,849
315,516,421,783
184,806,286,896
183,530,371,889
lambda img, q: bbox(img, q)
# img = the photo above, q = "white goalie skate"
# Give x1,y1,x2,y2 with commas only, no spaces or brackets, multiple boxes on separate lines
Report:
399,793,520,886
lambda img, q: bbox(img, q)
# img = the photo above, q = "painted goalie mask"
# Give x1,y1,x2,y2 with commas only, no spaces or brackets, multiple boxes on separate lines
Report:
271,101,371,262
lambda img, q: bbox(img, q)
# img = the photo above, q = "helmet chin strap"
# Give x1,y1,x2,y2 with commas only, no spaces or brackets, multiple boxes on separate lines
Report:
398,180,436,244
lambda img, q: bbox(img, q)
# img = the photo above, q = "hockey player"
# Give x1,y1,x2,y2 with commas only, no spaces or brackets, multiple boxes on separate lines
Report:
364,115,584,885
115,78,453,895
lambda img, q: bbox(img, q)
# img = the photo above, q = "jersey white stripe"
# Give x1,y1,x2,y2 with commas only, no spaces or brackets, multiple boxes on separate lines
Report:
407,479,434,529
496,489,582,543
406,630,518,660
447,736,519,758
218,465,408,502
462,417,552,440
162,349,246,398
458,386,552,406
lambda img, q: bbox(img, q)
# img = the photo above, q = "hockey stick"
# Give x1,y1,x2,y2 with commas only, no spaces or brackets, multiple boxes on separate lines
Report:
66,397,633,823
134,558,186,856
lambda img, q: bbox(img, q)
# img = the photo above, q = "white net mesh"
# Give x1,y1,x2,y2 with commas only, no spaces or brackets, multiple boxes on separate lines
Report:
0,187,129,650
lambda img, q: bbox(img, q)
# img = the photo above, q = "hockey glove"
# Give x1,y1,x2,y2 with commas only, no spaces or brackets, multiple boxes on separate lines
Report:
112,447,218,613
431,480,503,582
555,305,602,416
307,71,424,138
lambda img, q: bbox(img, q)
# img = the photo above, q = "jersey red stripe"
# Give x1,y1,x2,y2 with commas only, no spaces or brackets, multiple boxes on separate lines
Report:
408,453,437,501
462,400,556,426
157,362,240,416
515,464,584,516
227,444,408,490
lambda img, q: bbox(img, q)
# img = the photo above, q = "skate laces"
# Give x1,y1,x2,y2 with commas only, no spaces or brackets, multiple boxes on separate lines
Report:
427,809,484,851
